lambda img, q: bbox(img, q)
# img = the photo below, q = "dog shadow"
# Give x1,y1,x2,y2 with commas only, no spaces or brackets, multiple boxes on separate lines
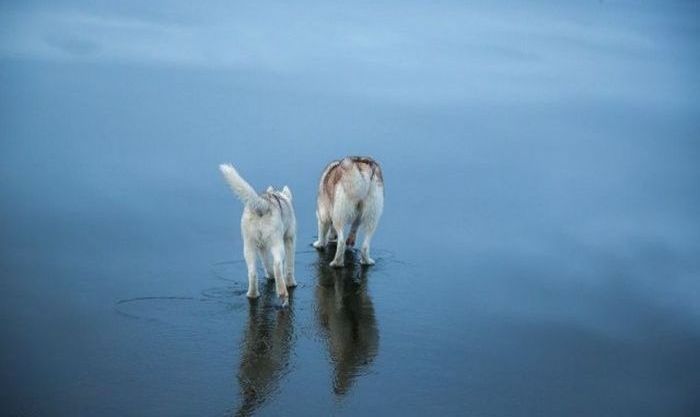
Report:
314,246,379,396
234,280,295,417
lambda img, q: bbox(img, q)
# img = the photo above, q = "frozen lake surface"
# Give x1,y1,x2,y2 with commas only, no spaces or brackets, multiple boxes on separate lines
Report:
1,1,699,416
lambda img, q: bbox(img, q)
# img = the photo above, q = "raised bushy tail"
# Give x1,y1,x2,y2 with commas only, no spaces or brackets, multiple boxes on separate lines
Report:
219,163,269,214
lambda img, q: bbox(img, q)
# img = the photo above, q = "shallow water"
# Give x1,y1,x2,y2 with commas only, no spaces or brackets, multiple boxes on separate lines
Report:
1,1,700,416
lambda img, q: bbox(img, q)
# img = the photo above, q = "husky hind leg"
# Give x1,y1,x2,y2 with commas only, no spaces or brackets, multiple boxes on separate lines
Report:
313,211,331,249
329,193,352,268
359,187,383,265
270,243,289,306
243,240,260,298
346,215,361,247
260,249,274,280
284,234,297,287
329,221,346,268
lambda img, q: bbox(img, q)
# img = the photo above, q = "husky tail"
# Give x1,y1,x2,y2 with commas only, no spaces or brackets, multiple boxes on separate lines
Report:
219,163,269,214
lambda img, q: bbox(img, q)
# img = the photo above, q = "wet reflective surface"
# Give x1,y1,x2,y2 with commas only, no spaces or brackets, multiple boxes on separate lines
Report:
313,249,379,397
235,281,295,417
1,1,700,416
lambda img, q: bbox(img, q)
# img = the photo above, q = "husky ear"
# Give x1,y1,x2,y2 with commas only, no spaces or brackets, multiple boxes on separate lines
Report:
281,185,292,200
266,186,274,193
340,157,353,169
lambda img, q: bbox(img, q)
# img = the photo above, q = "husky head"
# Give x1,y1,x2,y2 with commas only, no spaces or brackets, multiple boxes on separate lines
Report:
264,185,292,200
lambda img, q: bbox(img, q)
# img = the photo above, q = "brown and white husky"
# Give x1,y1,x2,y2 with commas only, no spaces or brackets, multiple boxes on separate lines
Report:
313,156,384,267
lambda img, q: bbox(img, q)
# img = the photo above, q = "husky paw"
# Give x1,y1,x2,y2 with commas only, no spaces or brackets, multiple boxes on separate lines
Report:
361,257,376,266
312,240,326,249
279,295,289,308
286,277,298,288
329,259,344,268
246,289,260,299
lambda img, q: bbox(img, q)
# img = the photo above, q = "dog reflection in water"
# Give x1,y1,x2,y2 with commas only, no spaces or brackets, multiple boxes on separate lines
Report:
315,247,379,395
235,281,294,417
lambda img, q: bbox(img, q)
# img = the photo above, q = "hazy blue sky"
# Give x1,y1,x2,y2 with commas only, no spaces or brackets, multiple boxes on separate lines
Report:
1,1,697,105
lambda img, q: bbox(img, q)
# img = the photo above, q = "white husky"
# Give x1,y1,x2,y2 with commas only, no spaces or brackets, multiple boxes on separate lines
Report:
313,156,384,267
219,163,297,305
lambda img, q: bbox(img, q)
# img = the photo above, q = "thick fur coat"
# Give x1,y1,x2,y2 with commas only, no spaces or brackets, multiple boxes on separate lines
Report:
313,156,384,267
219,163,296,305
